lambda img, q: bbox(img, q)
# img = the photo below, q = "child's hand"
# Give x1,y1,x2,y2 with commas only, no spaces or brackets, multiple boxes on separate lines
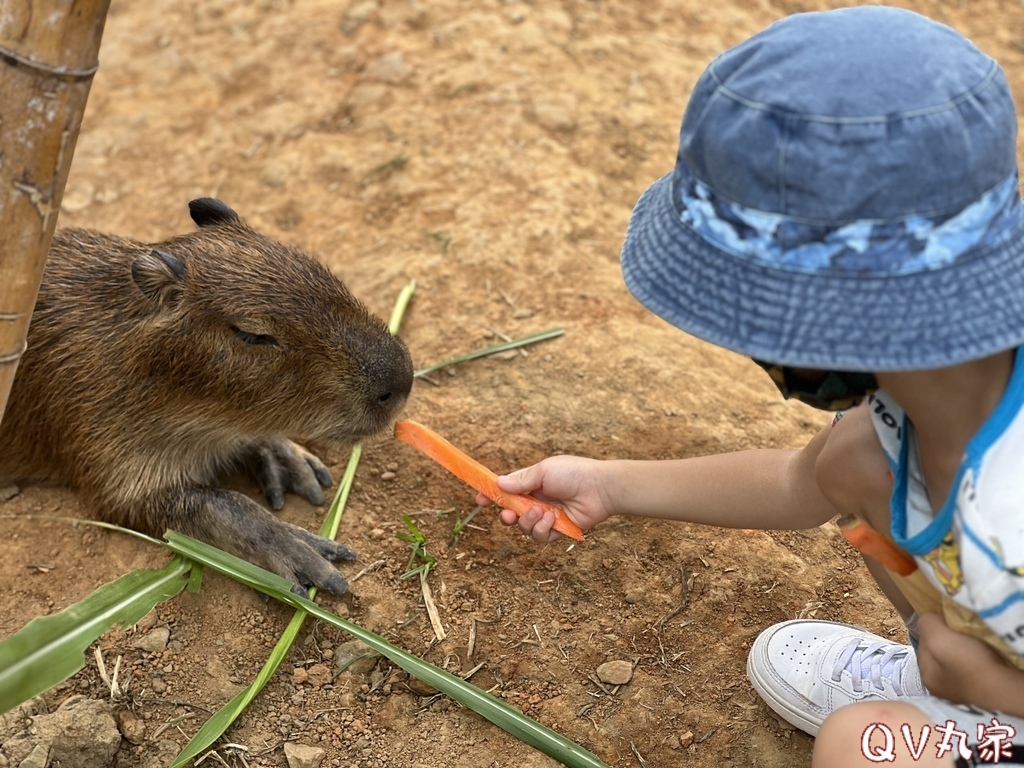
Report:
915,612,1024,715
475,456,611,543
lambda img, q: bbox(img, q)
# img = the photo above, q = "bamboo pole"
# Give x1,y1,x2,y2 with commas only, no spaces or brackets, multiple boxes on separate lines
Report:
0,1,110,425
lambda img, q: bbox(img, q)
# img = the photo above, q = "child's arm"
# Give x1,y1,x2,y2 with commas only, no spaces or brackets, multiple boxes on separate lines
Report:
484,419,844,543
916,613,1024,718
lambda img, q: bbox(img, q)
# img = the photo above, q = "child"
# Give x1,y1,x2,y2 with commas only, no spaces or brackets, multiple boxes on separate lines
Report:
479,7,1024,766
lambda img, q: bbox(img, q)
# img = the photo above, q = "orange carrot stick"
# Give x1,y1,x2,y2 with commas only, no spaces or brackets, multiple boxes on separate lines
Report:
394,419,585,541
836,515,917,576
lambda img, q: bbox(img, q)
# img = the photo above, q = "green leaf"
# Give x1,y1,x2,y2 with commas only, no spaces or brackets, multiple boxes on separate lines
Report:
0,557,193,713
164,533,612,768
414,328,564,378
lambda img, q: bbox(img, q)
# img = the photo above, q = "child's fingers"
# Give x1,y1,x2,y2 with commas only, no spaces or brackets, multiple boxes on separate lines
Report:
476,492,494,506
497,464,543,494
500,504,565,543
526,506,559,543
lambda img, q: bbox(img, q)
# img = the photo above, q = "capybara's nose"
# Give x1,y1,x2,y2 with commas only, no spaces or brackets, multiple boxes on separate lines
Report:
364,336,414,413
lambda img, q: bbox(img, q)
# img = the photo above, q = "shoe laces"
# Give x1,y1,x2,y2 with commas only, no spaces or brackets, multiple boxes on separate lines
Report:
831,638,913,695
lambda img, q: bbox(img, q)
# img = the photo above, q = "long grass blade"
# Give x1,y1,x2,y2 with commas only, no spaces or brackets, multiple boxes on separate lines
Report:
0,557,193,713
172,281,414,766
414,328,564,378
168,448,363,767
164,533,611,768
387,279,417,335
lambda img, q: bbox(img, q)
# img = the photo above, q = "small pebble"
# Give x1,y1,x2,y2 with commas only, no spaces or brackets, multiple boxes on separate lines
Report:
405,677,439,697
306,663,332,688
380,471,396,481
116,708,147,745
283,742,326,768
132,626,170,653
596,660,633,686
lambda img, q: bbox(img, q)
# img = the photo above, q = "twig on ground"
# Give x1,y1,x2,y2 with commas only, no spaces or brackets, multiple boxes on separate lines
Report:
420,570,446,641
352,559,386,582
657,563,690,632
587,673,613,696
630,741,650,768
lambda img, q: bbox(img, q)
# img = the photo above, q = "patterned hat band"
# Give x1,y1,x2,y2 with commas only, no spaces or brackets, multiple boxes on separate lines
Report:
670,161,1024,277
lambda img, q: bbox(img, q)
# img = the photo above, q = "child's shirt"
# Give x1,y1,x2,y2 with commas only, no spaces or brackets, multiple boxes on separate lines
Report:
869,352,1024,661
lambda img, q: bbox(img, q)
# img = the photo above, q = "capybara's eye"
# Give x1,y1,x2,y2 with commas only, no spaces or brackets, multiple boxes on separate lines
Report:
230,325,278,347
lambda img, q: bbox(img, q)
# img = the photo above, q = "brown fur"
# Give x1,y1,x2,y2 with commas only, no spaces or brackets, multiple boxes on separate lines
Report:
0,199,413,594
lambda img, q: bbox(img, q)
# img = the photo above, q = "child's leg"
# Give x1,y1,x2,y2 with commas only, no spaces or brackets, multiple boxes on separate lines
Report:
812,701,954,767
748,404,928,735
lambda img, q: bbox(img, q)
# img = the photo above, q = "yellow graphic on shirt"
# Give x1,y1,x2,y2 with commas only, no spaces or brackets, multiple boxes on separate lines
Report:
991,540,1024,578
923,532,964,596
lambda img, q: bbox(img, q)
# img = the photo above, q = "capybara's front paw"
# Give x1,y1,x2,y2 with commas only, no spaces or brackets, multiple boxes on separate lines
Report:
170,487,356,597
241,437,334,510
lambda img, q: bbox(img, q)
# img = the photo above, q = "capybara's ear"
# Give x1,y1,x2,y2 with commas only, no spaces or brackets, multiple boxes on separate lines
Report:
132,249,186,308
188,198,240,228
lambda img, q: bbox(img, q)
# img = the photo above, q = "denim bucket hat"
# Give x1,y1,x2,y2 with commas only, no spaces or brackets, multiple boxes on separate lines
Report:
620,6,1024,371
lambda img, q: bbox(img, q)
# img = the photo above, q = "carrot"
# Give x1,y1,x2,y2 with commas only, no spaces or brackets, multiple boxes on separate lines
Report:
394,419,585,541
836,515,917,576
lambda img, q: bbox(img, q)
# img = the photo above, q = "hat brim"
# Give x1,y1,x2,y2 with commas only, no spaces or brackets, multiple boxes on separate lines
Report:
620,173,1024,371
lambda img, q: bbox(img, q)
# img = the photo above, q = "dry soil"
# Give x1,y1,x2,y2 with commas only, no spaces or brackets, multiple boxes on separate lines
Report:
2,1,1023,767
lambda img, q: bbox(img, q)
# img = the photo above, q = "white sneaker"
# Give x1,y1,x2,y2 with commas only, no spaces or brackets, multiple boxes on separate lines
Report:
747,619,926,736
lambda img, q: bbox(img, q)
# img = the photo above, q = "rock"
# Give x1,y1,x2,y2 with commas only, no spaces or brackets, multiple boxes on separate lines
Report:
0,484,20,502
531,94,578,132
283,742,326,768
680,730,695,748
19,744,49,768
115,708,146,745
132,626,169,653
306,663,332,688
60,182,94,214
333,640,379,677
363,51,413,85
404,676,439,697
596,660,633,686
1,697,120,768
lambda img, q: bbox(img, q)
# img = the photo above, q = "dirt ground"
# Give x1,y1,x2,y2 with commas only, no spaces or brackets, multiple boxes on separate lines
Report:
2,1,1023,766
